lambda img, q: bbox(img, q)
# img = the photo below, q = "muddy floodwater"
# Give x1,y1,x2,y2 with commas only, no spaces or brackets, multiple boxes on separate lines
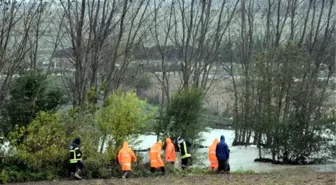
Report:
136,129,336,173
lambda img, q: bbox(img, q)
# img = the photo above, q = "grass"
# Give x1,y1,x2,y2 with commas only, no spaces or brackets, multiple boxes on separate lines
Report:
6,167,336,185
7,171,336,185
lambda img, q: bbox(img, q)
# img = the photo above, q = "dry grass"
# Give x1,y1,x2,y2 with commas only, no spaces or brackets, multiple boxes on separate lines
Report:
9,171,336,185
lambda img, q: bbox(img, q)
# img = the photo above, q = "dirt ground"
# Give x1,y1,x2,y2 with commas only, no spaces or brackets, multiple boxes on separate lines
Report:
9,172,336,185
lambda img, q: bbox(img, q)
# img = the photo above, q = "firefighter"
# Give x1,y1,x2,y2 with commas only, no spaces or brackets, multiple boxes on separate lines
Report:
177,136,192,170
69,137,84,179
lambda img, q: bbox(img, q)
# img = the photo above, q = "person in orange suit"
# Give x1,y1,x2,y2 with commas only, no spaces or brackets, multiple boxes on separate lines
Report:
208,138,219,170
118,141,137,179
165,137,176,164
149,140,165,174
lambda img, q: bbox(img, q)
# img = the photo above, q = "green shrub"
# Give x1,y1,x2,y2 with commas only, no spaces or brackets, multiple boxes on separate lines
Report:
0,170,9,184
164,88,205,142
132,163,151,178
97,90,156,158
8,112,68,171
1,71,66,136
83,157,112,179
0,166,57,183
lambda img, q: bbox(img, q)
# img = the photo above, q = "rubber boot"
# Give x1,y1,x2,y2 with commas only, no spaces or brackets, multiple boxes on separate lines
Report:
74,169,82,180
122,171,128,179
70,172,74,178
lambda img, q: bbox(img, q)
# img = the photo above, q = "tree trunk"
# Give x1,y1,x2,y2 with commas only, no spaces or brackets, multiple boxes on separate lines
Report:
100,134,107,153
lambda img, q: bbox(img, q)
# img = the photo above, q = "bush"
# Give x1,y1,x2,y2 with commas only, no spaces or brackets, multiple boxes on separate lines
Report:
0,170,8,184
8,112,68,170
96,90,156,158
0,167,57,183
83,157,118,179
2,109,105,183
1,72,66,136
131,163,152,178
164,88,205,142
0,91,159,183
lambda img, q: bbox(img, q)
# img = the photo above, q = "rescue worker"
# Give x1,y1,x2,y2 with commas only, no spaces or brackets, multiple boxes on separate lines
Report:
208,138,219,171
216,135,230,173
69,137,84,180
177,136,192,170
149,140,165,174
165,137,176,164
118,141,137,179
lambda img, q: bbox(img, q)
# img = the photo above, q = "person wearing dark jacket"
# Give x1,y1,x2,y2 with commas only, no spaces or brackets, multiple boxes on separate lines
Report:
177,136,192,170
69,137,84,179
216,135,230,173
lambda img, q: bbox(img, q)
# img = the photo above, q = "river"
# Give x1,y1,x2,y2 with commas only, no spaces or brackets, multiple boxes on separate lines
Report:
135,129,336,173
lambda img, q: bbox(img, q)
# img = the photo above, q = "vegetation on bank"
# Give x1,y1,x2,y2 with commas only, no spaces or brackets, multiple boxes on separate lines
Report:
230,43,336,164
1,44,336,184
0,162,257,184
0,74,208,184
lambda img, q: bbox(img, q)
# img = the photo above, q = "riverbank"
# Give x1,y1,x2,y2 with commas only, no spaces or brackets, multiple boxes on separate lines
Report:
7,170,336,185
135,129,336,173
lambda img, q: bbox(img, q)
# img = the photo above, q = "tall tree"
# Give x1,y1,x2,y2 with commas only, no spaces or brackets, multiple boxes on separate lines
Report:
58,0,151,106
0,0,49,108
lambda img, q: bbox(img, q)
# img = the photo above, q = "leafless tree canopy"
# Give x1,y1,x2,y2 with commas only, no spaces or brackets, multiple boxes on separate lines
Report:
0,0,53,107
0,0,334,113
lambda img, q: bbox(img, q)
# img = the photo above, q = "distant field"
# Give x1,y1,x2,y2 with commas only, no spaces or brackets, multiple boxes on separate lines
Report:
146,72,336,116
146,73,234,115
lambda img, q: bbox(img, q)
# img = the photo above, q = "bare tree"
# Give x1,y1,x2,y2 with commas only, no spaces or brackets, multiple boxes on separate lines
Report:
225,0,335,163
0,0,49,108
58,0,151,106
163,0,240,92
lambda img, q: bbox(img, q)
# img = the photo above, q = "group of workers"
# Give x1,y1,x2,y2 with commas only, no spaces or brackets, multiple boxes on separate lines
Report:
68,135,230,180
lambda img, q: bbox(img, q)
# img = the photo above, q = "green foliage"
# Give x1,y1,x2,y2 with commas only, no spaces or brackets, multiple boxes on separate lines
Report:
97,90,155,157
7,112,68,172
83,157,119,179
2,108,101,183
0,84,267,184
0,170,9,184
0,166,56,183
164,88,205,142
1,72,66,135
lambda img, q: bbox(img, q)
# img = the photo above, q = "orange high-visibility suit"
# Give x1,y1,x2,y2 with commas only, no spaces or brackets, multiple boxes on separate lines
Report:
165,137,176,163
118,141,137,171
149,141,164,168
208,138,219,169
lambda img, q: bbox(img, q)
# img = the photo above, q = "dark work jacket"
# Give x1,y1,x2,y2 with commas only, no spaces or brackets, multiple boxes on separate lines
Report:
216,135,229,161
69,138,82,163
178,139,192,159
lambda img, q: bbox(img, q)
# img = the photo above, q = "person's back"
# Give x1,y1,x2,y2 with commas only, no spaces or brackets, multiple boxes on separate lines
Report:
208,138,219,170
165,137,176,163
177,137,192,169
118,141,136,178
216,135,230,173
69,137,84,179
149,141,164,174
